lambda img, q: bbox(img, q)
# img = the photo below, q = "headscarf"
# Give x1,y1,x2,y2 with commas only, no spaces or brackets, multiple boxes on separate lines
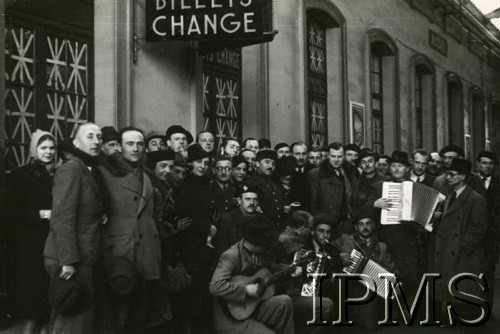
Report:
30,129,55,160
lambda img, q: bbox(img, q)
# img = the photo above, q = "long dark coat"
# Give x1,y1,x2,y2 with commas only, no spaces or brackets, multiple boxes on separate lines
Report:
43,155,105,331
7,162,53,320
369,178,425,298
308,160,359,235
429,186,488,306
44,157,104,266
172,173,213,318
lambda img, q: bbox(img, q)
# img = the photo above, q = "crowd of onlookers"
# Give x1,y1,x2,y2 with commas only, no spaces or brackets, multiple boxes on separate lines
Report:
4,122,500,333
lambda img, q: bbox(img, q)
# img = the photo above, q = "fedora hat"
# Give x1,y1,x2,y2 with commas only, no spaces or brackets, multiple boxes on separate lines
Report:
165,125,193,144
47,272,93,316
101,126,119,144
105,257,143,296
449,158,472,176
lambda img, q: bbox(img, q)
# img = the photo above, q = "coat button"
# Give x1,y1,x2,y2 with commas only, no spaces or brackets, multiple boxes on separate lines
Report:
134,196,139,201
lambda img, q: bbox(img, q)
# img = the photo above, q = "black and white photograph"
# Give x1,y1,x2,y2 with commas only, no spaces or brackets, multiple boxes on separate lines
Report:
1,0,500,333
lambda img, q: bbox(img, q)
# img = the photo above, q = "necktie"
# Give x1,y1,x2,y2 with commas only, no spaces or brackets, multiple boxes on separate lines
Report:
448,191,457,209
482,177,488,189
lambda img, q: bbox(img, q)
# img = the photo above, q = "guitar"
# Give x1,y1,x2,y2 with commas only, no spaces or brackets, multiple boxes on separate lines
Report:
225,250,315,320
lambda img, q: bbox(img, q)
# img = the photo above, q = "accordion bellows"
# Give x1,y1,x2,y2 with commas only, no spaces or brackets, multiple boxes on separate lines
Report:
380,181,446,231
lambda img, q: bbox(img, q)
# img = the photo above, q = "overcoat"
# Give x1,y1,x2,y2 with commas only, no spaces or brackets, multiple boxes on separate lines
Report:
8,162,53,319
99,163,161,280
44,157,104,266
43,155,105,332
172,173,213,317
429,185,488,305
307,160,359,235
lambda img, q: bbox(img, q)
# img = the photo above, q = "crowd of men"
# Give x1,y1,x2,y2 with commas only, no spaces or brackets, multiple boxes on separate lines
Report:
6,122,500,333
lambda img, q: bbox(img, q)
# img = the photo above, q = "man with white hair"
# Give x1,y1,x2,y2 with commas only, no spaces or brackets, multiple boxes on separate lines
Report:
44,123,105,332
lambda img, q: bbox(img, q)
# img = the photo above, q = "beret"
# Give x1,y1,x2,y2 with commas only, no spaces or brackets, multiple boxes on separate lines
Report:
256,149,277,161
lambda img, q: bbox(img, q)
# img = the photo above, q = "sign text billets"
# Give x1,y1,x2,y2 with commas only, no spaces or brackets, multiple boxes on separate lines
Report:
147,0,269,42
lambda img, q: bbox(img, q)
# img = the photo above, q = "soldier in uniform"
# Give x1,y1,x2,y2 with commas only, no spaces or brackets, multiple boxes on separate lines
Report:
247,149,286,230
206,155,237,225
215,184,260,258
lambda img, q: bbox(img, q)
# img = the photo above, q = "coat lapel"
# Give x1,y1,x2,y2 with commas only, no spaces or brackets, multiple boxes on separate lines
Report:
75,157,100,195
444,186,471,216
137,172,152,216
121,172,143,196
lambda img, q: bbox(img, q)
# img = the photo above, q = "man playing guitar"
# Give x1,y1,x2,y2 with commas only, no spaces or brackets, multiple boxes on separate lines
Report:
210,214,297,334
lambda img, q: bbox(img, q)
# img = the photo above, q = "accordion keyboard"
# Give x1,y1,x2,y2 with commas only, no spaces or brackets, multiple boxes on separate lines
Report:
343,249,396,299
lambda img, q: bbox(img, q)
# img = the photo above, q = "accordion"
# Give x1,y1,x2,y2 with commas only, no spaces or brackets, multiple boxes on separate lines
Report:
299,250,329,297
343,249,397,299
380,181,445,231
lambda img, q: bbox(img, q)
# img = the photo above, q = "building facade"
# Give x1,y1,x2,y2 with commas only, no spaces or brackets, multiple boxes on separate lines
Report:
1,0,500,298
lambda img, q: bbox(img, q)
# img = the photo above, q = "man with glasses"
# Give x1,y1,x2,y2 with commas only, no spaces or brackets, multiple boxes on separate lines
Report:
432,144,465,196
207,155,237,222
430,158,488,320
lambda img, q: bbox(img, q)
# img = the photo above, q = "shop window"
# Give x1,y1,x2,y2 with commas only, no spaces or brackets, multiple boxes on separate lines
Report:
201,48,242,152
446,73,463,147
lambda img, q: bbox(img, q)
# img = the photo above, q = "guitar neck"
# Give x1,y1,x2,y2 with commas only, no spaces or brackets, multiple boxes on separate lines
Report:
262,251,314,288
263,265,295,287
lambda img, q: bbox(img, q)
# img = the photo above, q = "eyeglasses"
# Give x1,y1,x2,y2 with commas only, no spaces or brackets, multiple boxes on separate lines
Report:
215,166,232,172
446,172,461,178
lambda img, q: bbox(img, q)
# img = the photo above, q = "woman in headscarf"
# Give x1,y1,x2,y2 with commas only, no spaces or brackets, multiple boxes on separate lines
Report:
7,129,56,331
